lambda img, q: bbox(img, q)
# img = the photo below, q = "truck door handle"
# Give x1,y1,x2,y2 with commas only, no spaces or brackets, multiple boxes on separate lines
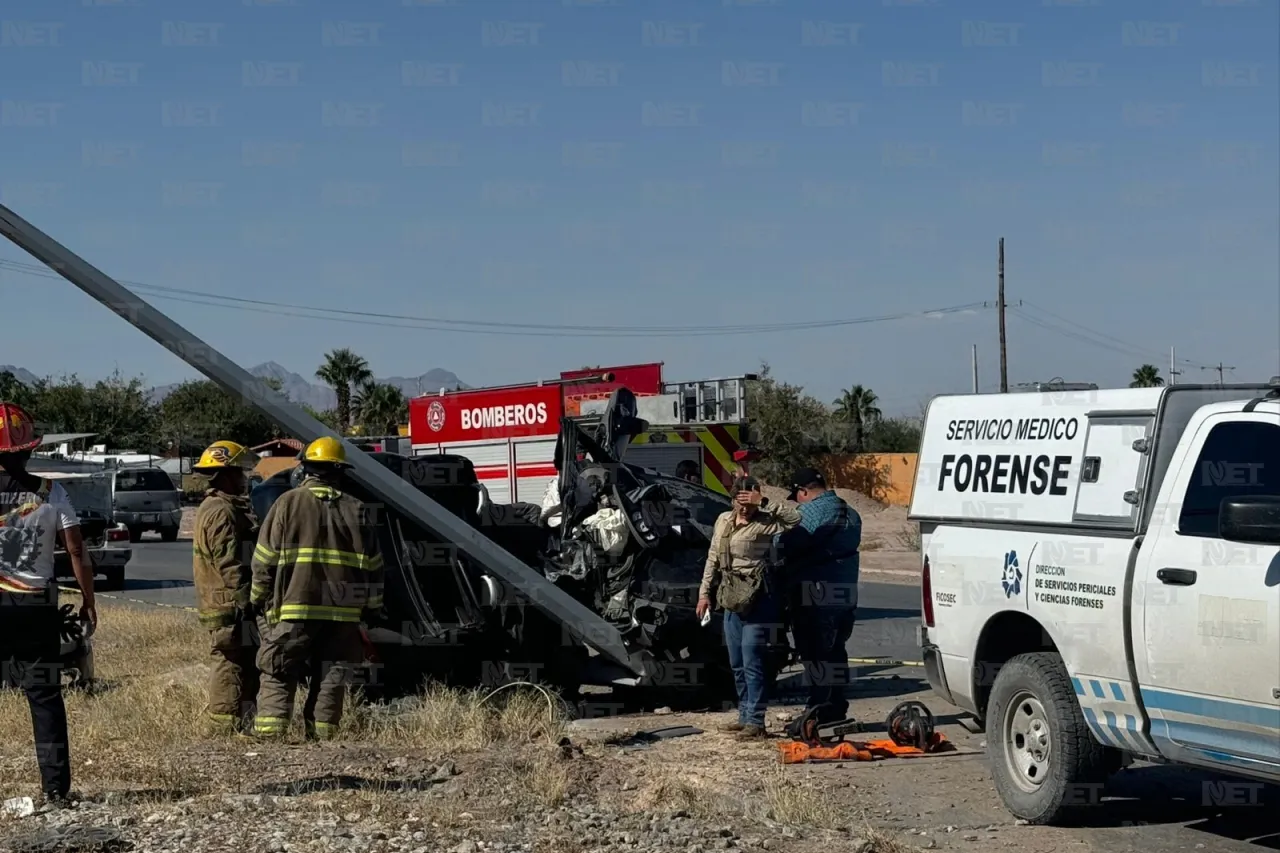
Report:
1157,568,1197,586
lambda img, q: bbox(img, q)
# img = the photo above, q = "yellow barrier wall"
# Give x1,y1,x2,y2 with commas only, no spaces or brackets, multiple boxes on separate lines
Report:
821,452,919,507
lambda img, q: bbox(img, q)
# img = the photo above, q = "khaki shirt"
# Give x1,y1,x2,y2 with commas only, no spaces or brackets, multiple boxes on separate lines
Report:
698,500,803,601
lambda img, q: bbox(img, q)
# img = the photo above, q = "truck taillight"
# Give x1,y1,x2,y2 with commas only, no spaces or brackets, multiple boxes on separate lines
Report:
107,527,128,542
921,554,935,628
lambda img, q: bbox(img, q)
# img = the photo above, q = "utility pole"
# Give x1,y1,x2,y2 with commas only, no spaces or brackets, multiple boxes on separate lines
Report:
997,238,1008,392
1169,346,1181,386
1202,363,1235,387
971,344,979,393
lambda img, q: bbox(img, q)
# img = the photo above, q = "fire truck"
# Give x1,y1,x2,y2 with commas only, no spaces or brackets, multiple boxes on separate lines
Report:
407,363,756,502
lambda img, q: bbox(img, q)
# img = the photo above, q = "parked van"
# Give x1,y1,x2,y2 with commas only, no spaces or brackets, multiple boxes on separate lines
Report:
112,466,182,542
909,381,1280,824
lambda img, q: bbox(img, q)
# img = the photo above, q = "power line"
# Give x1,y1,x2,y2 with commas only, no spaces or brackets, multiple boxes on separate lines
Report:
0,256,988,339
1013,302,1216,371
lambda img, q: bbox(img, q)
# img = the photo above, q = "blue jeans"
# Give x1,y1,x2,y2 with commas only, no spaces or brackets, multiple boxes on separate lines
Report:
722,594,780,727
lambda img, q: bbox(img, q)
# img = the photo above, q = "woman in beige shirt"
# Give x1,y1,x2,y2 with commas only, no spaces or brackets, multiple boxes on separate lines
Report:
695,476,802,738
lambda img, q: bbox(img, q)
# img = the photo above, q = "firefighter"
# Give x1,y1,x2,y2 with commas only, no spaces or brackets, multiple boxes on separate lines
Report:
0,401,95,807
191,440,261,733
249,436,383,740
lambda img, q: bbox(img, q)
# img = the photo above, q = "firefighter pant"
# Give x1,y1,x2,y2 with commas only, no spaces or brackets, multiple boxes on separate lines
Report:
791,602,856,724
0,591,71,799
207,615,261,731
253,620,363,740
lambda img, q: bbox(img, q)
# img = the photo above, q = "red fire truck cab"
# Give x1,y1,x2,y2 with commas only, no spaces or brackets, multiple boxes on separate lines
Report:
407,363,755,503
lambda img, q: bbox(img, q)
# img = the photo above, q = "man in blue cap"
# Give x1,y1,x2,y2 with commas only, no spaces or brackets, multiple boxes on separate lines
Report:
778,467,862,724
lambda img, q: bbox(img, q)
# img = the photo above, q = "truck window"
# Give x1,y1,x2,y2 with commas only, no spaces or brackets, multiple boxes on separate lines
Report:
115,469,177,492
1178,421,1280,537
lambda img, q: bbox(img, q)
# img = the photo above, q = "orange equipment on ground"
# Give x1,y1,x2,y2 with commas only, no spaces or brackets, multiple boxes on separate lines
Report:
777,732,954,764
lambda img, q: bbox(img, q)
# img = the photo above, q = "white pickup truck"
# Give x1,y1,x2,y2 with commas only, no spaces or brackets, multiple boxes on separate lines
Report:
909,381,1280,824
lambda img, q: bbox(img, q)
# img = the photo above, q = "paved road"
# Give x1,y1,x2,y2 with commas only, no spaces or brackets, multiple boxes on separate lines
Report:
109,541,925,663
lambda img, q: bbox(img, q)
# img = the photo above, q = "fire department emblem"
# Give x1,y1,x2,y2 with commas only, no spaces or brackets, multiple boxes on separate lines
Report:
426,401,446,432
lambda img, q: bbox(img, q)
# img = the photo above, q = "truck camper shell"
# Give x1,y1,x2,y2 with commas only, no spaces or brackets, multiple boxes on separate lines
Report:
909,383,1276,535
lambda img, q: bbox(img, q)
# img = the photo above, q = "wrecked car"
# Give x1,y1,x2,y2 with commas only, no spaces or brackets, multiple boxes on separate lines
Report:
251,389,791,705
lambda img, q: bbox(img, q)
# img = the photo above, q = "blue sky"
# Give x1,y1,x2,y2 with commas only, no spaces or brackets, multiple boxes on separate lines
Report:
1,0,1277,414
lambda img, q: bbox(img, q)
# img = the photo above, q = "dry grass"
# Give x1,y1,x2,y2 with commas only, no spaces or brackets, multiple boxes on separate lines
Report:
759,766,846,830
0,598,568,800
895,525,922,551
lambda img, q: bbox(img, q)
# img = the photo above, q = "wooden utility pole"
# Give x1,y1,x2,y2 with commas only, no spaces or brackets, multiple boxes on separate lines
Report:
1202,362,1235,386
998,238,1008,392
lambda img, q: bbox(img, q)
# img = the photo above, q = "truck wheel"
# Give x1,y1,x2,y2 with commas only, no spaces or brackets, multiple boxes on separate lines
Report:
160,525,179,543
127,526,142,544
986,651,1113,825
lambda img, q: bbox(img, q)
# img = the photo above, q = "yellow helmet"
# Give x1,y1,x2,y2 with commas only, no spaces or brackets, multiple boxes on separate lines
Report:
193,440,258,473
303,435,350,467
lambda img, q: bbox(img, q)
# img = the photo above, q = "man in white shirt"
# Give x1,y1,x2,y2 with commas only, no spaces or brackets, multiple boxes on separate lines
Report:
0,401,97,807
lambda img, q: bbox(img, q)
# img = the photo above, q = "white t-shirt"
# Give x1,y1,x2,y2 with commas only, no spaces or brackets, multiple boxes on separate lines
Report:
0,477,79,592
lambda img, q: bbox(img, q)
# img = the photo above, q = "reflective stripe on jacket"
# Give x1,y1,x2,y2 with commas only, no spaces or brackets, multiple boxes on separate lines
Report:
192,489,258,628
249,478,385,624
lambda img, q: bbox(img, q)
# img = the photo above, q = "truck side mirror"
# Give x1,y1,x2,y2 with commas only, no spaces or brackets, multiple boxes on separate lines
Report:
1218,496,1280,545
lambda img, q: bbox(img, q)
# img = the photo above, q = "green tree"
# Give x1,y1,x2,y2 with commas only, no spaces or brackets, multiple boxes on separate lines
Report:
353,381,408,435
862,416,923,453
84,370,158,451
744,363,834,483
302,405,341,432
157,379,283,455
315,348,372,432
832,384,883,453
27,375,93,436
1130,364,1164,388
0,370,40,411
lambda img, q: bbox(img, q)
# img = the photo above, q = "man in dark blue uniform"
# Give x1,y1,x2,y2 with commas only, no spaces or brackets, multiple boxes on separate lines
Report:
778,468,862,724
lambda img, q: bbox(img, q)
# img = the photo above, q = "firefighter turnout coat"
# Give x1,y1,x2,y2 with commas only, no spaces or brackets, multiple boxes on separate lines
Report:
193,489,259,628
249,478,385,624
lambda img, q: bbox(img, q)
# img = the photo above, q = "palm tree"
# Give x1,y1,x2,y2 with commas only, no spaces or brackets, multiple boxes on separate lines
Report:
1130,364,1164,388
315,348,373,431
832,385,882,453
353,381,408,435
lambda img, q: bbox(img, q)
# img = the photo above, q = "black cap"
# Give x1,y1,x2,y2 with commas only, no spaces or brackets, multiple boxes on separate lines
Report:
787,467,826,500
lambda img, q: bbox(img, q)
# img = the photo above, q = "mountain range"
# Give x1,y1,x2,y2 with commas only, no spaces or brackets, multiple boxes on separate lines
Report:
1,362,467,412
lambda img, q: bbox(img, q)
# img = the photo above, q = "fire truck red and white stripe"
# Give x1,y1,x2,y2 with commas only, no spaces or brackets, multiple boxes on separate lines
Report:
407,363,755,503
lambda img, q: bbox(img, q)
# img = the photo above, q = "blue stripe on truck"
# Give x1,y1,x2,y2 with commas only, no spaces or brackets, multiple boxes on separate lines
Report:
1141,688,1280,730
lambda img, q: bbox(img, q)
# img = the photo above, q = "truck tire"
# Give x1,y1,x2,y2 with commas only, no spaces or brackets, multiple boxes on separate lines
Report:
160,525,179,543
986,651,1113,825
127,526,142,544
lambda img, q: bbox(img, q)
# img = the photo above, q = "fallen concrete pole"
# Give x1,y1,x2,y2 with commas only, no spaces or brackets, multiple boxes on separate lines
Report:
0,203,645,677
